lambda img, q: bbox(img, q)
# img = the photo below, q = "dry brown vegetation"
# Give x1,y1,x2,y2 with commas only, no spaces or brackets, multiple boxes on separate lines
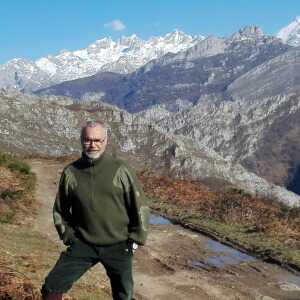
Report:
0,152,36,224
139,171,300,269
0,272,40,300
0,152,41,300
0,153,112,300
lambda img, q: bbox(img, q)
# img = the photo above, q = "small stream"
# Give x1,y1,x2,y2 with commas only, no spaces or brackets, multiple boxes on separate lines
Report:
150,213,300,289
150,213,255,268
149,214,172,225
202,239,256,268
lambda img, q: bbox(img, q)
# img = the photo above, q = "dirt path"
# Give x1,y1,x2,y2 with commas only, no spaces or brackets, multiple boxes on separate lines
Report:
29,159,300,300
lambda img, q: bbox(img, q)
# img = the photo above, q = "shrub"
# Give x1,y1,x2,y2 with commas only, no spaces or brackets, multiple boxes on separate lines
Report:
0,152,11,166
1,190,24,202
8,161,31,174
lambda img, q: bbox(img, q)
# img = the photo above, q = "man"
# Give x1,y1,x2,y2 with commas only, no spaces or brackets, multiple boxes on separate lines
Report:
41,121,149,300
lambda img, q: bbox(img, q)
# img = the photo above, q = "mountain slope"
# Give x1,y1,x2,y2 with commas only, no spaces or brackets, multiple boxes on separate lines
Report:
155,93,300,191
227,48,300,100
0,90,299,207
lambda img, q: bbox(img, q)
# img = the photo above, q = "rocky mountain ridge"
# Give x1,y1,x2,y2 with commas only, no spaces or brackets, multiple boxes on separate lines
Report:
26,26,300,196
1,17,299,95
0,90,299,207
0,31,202,92
37,26,291,112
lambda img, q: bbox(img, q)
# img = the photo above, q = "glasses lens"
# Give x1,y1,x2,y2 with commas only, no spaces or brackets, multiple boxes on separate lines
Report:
84,138,105,144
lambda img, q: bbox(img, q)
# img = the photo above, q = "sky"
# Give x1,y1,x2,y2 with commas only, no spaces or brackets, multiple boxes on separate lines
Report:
0,0,299,64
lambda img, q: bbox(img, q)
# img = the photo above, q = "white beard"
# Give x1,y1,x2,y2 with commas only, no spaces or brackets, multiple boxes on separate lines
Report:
84,151,101,159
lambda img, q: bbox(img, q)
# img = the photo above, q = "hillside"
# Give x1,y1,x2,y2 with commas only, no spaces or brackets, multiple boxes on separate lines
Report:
0,90,299,207
1,156,300,300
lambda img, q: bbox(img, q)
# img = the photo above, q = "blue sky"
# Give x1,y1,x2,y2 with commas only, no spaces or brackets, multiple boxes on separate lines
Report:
0,0,299,64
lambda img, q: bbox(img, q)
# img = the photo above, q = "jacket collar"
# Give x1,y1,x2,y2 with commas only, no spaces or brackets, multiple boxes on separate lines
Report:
80,151,107,167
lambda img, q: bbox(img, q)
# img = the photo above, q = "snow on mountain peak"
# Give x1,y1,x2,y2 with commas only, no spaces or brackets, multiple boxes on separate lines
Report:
90,37,115,49
36,57,57,76
164,30,192,43
277,17,300,46
0,31,202,91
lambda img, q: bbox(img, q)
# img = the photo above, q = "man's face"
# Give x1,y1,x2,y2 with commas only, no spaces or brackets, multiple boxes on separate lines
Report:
82,126,107,159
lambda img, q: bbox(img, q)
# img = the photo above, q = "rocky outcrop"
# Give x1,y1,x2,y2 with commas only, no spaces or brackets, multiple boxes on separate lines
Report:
164,135,300,207
155,93,300,190
0,90,299,207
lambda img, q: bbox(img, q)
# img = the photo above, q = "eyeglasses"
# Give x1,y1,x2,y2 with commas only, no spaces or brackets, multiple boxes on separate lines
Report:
83,138,106,145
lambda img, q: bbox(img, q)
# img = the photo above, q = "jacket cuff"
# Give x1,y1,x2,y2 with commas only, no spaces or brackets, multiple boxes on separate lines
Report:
128,232,147,246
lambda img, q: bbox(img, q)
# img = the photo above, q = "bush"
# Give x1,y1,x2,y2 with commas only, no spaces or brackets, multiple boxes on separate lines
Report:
0,152,11,166
1,190,24,202
0,151,31,175
8,161,31,175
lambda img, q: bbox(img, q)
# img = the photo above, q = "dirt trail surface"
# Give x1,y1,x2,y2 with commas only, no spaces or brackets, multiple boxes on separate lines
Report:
29,159,300,300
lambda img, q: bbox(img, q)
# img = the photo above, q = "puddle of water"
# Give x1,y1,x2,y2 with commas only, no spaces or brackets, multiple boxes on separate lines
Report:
285,274,300,286
149,214,172,225
192,238,256,269
276,274,300,287
206,239,255,261
204,239,300,285
205,254,253,268
206,239,234,253
151,214,300,285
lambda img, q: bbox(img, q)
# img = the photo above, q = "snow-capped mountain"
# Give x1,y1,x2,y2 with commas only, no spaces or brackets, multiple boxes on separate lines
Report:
277,16,300,46
0,31,203,91
38,26,291,112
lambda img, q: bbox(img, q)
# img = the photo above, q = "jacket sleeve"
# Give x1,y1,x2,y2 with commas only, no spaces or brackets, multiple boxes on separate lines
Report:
53,168,76,245
118,164,150,245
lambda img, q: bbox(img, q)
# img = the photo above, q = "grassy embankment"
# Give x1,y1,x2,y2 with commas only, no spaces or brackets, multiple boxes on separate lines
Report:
0,152,111,300
140,172,300,271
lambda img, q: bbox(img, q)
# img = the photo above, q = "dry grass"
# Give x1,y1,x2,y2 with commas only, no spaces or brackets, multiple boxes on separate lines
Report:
0,152,36,224
0,151,111,300
139,171,300,269
0,272,41,300
0,222,111,300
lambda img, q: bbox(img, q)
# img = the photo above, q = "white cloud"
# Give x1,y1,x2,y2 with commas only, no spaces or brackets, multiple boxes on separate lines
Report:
104,19,126,31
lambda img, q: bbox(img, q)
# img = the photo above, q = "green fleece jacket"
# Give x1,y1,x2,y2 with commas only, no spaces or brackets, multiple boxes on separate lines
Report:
53,152,149,246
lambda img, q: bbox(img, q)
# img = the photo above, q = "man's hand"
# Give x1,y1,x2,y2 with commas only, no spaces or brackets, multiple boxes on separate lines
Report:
62,226,76,246
132,242,138,253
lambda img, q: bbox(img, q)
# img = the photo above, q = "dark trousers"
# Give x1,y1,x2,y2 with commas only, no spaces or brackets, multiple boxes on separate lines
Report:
42,239,133,300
